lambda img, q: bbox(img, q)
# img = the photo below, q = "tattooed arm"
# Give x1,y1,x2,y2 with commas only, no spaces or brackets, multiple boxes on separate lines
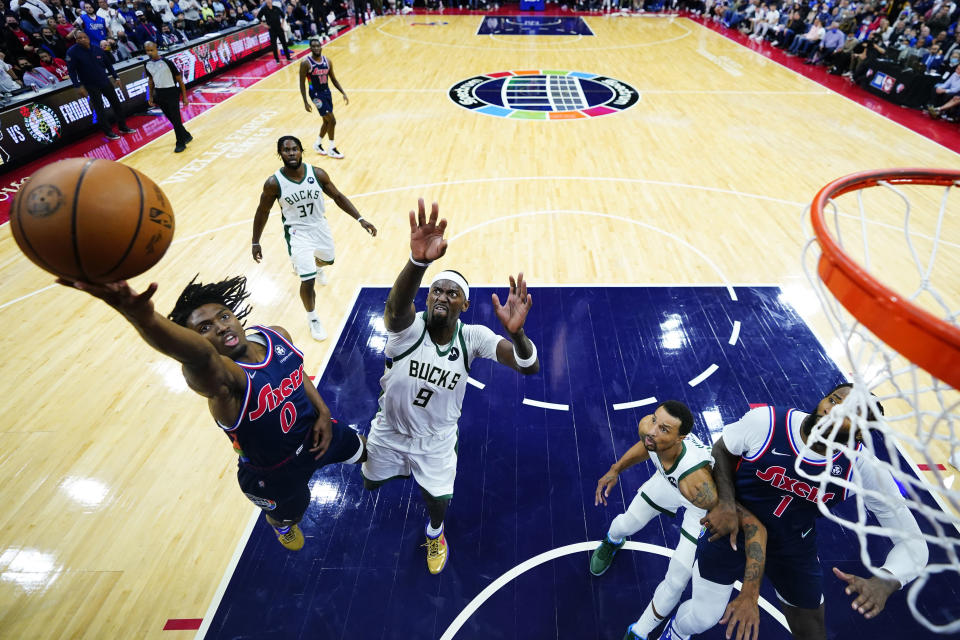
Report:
677,465,719,512
719,504,768,640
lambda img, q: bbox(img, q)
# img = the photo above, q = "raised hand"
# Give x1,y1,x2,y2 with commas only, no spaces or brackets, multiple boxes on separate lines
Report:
409,198,447,263
58,279,158,322
832,567,899,619
491,273,533,335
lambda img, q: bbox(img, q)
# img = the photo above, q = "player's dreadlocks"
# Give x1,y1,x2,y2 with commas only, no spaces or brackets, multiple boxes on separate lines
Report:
168,275,253,327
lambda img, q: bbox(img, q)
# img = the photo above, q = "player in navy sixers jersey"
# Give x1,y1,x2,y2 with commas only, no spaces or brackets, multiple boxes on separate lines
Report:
663,384,928,640
63,275,366,552
299,37,349,159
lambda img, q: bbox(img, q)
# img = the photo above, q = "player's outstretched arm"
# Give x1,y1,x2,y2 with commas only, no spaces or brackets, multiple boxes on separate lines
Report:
719,504,767,640
60,279,244,400
384,199,447,332
701,437,740,549
315,168,376,236
492,273,538,374
595,428,652,506
298,60,312,112
251,176,279,263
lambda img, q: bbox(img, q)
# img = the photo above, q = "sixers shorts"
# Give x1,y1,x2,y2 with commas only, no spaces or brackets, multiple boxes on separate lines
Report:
237,419,364,522
311,88,333,115
696,526,824,609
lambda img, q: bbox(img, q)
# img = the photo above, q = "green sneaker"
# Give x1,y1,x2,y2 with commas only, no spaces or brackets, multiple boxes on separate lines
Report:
589,536,625,576
623,623,646,640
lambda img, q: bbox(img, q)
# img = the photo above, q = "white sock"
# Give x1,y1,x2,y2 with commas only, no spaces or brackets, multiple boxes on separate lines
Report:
633,602,663,637
426,521,443,538
328,138,335,149
316,136,324,147
307,310,319,321
607,533,625,545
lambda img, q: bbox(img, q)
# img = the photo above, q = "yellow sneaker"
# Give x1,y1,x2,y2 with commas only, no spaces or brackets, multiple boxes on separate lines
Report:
270,520,305,551
423,532,448,574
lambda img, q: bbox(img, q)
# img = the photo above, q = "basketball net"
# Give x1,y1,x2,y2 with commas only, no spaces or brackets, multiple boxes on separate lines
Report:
799,169,960,634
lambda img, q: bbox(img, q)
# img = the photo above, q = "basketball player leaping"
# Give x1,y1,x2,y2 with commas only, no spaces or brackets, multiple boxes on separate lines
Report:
592,402,770,640
662,383,929,640
299,37,348,159
252,135,377,342
61,275,367,552
362,199,540,575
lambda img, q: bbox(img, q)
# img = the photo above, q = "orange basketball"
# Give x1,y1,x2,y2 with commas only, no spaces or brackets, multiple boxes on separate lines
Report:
9,158,175,283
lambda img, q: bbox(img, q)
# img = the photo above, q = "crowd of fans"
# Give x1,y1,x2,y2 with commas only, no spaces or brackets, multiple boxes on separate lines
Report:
1,0,958,121
0,0,358,99
683,0,960,120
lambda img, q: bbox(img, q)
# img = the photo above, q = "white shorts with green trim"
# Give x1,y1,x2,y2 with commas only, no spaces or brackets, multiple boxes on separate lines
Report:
630,472,707,545
287,222,335,280
362,420,458,497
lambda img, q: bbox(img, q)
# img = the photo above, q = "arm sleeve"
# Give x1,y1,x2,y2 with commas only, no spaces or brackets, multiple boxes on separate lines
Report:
719,407,774,457
853,455,929,587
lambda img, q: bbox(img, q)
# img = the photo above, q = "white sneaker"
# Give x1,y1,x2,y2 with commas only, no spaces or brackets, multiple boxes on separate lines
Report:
314,142,327,155
327,147,344,159
309,318,327,341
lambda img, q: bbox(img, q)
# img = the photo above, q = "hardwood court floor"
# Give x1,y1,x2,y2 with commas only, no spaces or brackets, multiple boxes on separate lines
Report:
0,13,957,638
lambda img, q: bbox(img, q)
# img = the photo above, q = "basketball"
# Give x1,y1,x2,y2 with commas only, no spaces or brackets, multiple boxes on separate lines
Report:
9,158,175,283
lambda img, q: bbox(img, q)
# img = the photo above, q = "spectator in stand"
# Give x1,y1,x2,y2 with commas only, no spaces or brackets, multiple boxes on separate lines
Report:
927,67,960,118
923,42,945,72
199,0,213,20
773,9,806,48
77,2,108,47
285,0,309,40
16,6,41,33
808,19,844,64
173,16,192,39
178,0,201,33
17,52,58,86
151,0,175,24
926,6,951,35
115,30,137,56
135,9,158,42
4,14,37,59
847,29,887,82
117,1,136,24
36,23,65,55
37,46,67,78
788,17,824,57
54,12,73,37
66,28,133,140
749,2,779,41
98,36,116,63
19,0,53,25
0,50,23,94
943,30,960,60
159,21,179,44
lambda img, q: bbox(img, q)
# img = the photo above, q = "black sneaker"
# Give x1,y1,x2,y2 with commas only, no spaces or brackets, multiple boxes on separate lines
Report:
174,144,186,153
105,132,121,140
184,133,193,144
118,127,135,134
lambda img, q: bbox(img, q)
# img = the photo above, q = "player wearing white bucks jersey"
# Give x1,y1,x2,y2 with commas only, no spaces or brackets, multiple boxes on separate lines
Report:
593,402,769,640
252,136,376,342
363,199,540,576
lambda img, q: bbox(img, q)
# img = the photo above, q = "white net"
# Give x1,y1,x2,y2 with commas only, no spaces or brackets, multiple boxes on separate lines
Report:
800,170,960,634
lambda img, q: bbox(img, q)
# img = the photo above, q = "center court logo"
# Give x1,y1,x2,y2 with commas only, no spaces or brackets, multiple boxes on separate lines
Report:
449,70,639,120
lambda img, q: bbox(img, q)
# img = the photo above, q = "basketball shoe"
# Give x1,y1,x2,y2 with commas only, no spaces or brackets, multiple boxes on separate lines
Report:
622,623,647,640
309,317,327,341
423,531,448,574
589,534,625,576
267,516,305,551
327,147,344,159
314,141,327,155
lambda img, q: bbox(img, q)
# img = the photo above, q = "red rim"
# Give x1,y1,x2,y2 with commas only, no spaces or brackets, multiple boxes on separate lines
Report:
811,168,960,390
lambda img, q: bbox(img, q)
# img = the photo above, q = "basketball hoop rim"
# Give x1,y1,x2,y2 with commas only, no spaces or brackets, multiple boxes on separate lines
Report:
810,168,960,390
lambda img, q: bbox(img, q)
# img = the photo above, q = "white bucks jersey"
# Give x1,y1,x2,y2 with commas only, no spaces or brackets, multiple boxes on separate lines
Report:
375,313,500,439
274,164,327,229
650,433,714,490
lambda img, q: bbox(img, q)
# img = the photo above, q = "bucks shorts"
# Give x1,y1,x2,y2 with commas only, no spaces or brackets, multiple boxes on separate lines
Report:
361,420,458,499
286,221,335,280
631,472,707,545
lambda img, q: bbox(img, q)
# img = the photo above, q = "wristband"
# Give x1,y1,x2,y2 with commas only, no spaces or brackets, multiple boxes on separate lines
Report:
252,242,260,246
357,217,365,223
409,252,431,268
513,341,537,368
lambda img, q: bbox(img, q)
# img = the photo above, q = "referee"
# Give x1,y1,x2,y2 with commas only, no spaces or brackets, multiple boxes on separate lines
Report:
143,41,192,153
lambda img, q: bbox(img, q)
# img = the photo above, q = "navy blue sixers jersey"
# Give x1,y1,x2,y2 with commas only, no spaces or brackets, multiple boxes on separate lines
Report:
734,406,859,535
218,326,317,468
307,55,330,97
